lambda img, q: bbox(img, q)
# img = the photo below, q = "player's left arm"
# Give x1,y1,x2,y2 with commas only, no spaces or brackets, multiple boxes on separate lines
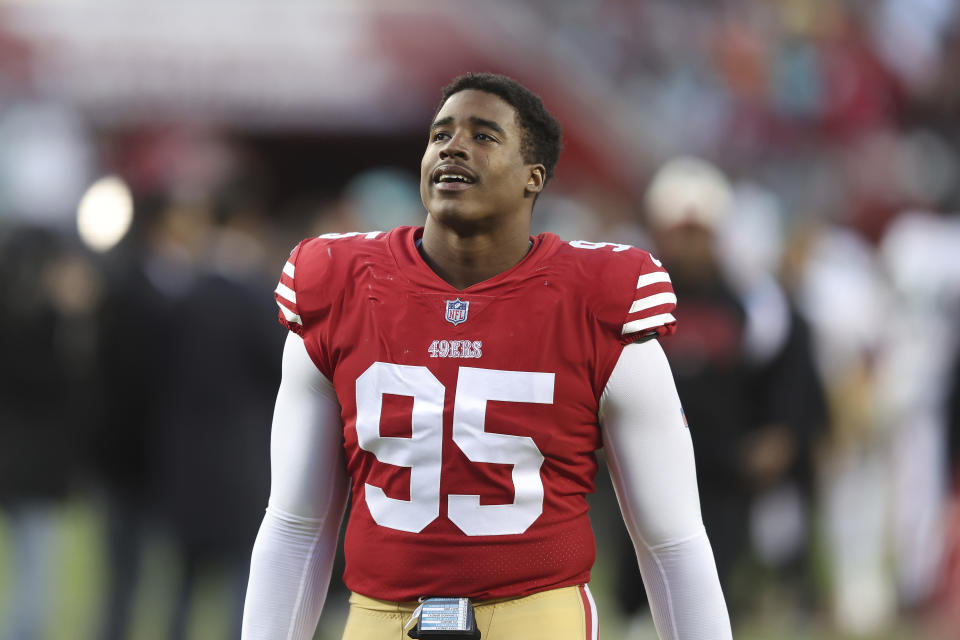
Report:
600,339,733,640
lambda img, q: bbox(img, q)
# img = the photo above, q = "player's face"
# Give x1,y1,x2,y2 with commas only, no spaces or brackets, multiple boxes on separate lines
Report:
420,89,544,231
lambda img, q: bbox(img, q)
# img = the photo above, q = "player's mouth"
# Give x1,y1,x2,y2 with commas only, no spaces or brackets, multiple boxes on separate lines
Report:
432,164,476,192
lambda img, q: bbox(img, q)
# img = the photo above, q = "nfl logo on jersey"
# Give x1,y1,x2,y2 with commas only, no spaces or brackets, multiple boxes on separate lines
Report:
444,298,470,326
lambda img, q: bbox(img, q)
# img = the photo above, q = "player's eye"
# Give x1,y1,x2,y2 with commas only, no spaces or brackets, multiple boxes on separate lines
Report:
475,133,495,142
432,131,449,142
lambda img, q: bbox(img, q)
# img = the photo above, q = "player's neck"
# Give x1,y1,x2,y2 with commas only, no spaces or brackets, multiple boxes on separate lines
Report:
419,218,533,290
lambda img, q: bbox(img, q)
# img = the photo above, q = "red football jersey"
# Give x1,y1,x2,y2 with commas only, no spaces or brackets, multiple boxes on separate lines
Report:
273,226,676,602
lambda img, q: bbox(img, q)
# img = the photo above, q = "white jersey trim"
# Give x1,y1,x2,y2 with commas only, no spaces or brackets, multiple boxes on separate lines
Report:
278,303,303,326
584,584,598,640
629,292,677,314
621,312,676,335
276,282,297,305
636,271,672,288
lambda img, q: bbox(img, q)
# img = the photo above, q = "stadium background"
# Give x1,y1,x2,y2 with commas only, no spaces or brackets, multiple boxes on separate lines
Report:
1,0,959,638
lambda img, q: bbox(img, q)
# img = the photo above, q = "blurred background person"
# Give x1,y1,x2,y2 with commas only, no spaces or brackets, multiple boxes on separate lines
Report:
875,212,960,615
791,214,894,635
635,157,758,618
0,89,100,640
613,157,825,633
936,340,960,637
0,228,101,640
90,187,204,640
146,154,285,640
718,180,828,616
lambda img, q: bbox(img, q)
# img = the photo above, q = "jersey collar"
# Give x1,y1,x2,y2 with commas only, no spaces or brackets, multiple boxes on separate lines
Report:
387,226,561,293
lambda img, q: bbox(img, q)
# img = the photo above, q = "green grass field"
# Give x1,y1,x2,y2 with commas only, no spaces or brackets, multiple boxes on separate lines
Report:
0,499,234,640
0,497,934,640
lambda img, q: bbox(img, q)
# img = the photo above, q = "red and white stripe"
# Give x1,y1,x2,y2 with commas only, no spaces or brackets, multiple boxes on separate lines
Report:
578,584,599,640
621,271,676,335
275,260,302,326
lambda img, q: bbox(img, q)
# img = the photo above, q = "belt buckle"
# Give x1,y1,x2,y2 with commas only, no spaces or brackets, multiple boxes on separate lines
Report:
405,596,481,639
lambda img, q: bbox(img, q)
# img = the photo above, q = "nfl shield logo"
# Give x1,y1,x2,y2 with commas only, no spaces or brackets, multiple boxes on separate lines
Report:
444,298,470,326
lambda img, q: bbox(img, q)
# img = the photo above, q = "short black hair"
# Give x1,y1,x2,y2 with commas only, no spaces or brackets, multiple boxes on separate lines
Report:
436,72,563,183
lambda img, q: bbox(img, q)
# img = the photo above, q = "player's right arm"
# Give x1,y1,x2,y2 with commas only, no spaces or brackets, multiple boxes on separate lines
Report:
241,331,349,640
600,339,732,640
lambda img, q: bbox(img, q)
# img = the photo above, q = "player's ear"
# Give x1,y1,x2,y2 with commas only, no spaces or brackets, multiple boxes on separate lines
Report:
525,165,546,195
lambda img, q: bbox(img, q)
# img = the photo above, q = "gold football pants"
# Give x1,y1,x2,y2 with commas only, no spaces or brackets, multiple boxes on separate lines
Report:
341,584,599,640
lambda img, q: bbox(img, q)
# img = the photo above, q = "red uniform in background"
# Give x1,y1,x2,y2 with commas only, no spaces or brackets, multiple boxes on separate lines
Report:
274,225,676,602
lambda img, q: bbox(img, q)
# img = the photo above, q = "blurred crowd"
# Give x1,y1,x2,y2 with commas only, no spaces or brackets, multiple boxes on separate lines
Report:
1,0,960,639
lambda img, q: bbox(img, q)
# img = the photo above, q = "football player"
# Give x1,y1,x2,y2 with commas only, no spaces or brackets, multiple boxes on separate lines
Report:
242,73,732,640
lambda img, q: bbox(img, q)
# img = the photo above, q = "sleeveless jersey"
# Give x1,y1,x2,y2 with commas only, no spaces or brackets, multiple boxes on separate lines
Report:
273,226,677,601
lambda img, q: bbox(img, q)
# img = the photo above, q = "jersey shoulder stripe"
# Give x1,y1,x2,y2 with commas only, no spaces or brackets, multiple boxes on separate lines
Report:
551,238,677,344
622,269,676,337
273,231,387,336
275,253,303,333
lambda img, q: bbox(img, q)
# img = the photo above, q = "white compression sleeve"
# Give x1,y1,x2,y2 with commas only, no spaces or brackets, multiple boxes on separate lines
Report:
241,333,350,640
600,340,732,640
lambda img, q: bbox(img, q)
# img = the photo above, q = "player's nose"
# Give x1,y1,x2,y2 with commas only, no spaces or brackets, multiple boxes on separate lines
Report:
438,132,469,160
